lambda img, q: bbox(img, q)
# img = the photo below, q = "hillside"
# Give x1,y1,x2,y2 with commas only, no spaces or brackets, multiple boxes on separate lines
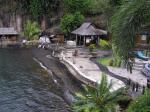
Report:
0,0,111,33
0,0,63,32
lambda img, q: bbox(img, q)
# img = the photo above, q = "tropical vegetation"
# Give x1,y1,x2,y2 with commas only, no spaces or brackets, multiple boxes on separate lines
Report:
17,0,60,20
60,0,90,36
88,44,96,52
99,39,111,50
23,20,41,40
63,0,90,14
110,0,150,62
98,57,113,66
127,88,150,112
60,12,85,36
73,74,125,112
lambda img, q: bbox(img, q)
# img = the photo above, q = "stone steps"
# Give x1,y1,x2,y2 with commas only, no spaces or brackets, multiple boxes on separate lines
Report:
133,62,145,70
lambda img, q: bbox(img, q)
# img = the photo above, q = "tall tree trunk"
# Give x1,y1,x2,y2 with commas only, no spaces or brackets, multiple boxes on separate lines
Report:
16,14,22,32
41,15,47,31
10,13,16,28
0,19,3,27
0,12,3,27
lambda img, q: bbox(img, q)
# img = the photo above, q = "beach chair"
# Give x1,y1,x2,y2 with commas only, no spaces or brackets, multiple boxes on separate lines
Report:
136,51,149,61
142,64,150,77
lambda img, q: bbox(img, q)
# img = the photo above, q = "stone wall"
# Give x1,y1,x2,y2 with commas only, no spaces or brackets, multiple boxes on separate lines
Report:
61,58,97,88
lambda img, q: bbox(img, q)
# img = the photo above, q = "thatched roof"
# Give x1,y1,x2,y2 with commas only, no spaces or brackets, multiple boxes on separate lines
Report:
71,22,107,36
45,26,63,35
0,27,18,35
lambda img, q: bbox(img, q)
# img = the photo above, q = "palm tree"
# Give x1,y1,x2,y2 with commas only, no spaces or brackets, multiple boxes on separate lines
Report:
110,0,150,61
73,74,125,112
127,88,150,112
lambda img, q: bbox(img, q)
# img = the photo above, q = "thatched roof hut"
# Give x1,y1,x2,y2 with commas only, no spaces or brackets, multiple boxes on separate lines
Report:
71,22,107,45
72,22,107,36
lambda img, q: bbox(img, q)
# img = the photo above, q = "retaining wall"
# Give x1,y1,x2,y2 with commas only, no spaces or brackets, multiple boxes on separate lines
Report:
61,58,97,87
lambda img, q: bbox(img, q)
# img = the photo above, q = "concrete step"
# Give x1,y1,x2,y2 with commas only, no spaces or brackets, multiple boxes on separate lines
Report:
134,65,144,67
134,62,145,65
133,65,143,71
133,68,142,71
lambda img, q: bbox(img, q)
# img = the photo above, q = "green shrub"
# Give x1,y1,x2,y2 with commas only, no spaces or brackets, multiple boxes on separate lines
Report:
109,59,114,66
113,58,122,67
117,95,132,110
88,44,96,52
23,20,41,40
98,57,113,66
99,39,111,50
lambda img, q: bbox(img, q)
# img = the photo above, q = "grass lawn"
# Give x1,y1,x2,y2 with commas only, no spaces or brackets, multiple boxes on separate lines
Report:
98,57,112,66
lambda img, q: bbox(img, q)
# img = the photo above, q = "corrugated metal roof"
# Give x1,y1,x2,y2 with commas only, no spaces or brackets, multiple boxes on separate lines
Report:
71,22,107,36
0,27,18,35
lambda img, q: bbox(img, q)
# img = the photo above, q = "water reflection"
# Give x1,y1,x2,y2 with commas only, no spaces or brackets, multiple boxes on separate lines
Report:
0,49,71,112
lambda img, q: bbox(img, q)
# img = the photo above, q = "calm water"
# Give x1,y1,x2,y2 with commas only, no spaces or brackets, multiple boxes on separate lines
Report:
0,49,71,112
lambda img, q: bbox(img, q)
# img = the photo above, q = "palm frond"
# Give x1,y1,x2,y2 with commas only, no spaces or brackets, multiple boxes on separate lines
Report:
110,0,150,60
73,73,125,112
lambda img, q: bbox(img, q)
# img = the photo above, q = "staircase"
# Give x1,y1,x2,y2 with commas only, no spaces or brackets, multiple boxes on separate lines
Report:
133,62,145,71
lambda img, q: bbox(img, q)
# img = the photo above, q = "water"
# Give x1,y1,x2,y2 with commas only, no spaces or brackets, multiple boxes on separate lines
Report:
0,49,71,112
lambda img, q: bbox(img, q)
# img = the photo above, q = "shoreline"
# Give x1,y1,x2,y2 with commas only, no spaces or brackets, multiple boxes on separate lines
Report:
33,57,53,75
32,48,83,105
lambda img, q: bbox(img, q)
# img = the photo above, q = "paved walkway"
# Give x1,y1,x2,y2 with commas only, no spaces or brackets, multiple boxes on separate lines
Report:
61,48,125,91
108,59,149,87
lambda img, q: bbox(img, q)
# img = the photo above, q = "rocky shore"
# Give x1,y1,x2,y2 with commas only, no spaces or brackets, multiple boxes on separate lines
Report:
32,48,83,105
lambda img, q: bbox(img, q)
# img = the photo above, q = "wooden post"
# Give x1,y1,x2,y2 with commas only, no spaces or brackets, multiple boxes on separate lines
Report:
84,36,86,46
132,82,135,92
142,86,145,94
79,36,81,45
98,36,100,45
90,36,92,44
76,35,78,46
135,83,139,92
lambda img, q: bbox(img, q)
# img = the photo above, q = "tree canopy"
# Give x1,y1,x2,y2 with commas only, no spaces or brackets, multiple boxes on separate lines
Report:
89,0,112,15
0,0,61,18
60,12,84,36
28,0,60,19
110,0,150,60
63,0,90,14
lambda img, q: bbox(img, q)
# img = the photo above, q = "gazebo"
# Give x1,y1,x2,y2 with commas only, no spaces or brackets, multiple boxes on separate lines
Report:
71,22,107,46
